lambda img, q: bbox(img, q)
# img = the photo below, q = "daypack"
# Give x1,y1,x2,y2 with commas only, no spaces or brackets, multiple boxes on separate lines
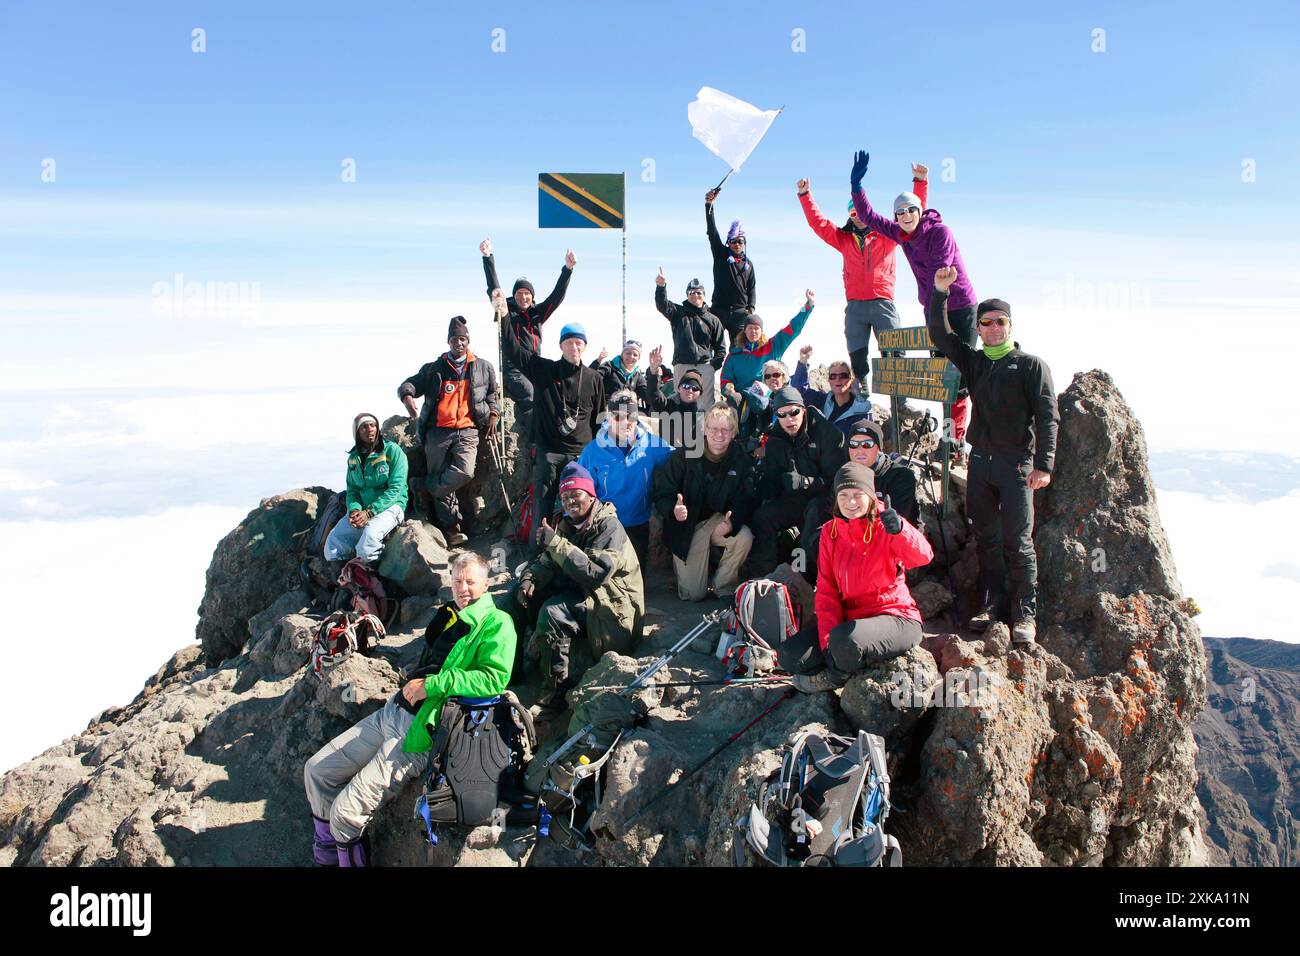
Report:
716,578,799,676
734,729,901,868
304,491,348,558
415,692,537,841
308,610,386,677
523,691,649,850
508,483,534,546
336,558,400,627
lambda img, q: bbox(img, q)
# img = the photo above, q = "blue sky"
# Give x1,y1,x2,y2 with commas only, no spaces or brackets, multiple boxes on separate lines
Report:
2,2,1299,771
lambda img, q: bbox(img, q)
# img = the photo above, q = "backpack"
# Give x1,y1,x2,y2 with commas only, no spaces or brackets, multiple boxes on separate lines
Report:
734,729,901,868
716,579,800,676
414,692,537,843
508,483,534,546
522,691,649,850
336,558,400,627
308,610,386,677
303,491,348,558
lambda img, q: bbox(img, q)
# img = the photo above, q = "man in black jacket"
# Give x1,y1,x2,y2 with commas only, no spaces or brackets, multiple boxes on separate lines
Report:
705,187,757,338
652,404,757,601
745,387,847,582
929,267,1059,645
481,237,576,435
846,417,919,524
398,316,500,546
497,290,605,543
644,357,706,453
654,270,727,407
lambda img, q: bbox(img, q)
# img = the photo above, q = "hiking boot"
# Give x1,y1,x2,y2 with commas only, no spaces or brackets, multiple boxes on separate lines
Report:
791,669,846,694
968,602,1001,633
445,523,468,547
1011,615,1037,645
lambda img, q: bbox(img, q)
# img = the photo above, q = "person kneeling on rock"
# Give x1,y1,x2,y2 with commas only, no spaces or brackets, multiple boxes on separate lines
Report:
781,463,932,694
509,462,645,722
323,413,409,565
303,551,516,866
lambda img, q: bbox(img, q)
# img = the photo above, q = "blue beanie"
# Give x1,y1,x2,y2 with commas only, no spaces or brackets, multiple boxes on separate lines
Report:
559,322,588,344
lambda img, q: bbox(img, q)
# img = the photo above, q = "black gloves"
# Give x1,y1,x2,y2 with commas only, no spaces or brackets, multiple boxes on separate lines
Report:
783,471,814,494
850,150,870,190
879,495,902,535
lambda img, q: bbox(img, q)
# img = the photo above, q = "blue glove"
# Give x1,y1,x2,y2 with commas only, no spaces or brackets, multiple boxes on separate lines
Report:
850,150,870,190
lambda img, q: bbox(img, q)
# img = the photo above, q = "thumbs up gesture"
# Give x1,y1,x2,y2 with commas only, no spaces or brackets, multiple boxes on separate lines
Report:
673,493,688,522
879,494,902,535
711,510,733,543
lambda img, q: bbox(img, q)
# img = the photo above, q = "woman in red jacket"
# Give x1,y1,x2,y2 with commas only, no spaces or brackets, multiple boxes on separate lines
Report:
780,462,933,693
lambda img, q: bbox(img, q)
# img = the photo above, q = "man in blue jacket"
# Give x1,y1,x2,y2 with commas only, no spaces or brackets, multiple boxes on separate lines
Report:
577,390,674,568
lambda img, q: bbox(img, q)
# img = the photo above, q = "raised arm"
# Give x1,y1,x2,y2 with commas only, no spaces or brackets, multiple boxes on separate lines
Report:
534,251,575,324
912,162,929,210
768,291,815,361
925,271,976,381
797,181,847,249
705,191,727,258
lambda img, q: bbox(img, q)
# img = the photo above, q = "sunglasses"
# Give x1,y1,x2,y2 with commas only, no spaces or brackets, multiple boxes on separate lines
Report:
679,382,702,392
775,408,803,420
979,316,1010,327
894,206,920,217
687,289,705,295
828,372,851,382
729,238,746,245
848,437,877,449
763,372,784,380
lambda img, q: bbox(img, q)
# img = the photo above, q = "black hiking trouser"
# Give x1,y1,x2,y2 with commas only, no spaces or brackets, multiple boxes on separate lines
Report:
423,426,479,528
624,522,650,571
777,615,922,678
508,584,590,690
503,363,535,440
746,494,831,584
966,449,1038,619
530,450,574,548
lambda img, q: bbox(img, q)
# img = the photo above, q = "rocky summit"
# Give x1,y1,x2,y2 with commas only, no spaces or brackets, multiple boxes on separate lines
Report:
1,371,1221,867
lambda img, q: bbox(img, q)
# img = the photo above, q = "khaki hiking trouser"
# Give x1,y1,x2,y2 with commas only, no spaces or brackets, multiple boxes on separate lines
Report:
304,695,429,844
673,513,754,601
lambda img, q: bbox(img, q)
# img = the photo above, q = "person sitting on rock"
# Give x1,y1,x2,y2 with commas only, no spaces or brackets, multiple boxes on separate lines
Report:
398,316,500,547
929,267,1058,644
718,290,815,398
591,339,653,412
480,237,575,437
781,463,932,693
497,290,606,545
510,462,644,721
324,413,409,565
745,387,847,583
644,353,707,453
652,403,757,601
576,389,675,567
304,551,515,866
790,346,876,436
654,270,728,407
846,416,919,525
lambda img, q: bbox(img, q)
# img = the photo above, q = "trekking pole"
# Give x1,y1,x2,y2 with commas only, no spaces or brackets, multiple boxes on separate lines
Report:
484,434,517,534
623,688,795,829
921,448,959,630
582,674,791,692
905,410,936,464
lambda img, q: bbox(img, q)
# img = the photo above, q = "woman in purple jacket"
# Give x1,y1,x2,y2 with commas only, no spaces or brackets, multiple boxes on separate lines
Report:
848,150,975,454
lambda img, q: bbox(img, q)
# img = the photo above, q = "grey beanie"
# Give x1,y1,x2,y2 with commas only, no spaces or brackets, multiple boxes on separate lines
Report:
771,386,805,410
834,461,875,496
893,191,922,215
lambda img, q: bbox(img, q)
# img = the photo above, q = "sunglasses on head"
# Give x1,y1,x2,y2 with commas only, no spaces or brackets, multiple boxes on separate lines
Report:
775,408,803,420
828,372,851,382
848,437,877,449
979,316,1009,327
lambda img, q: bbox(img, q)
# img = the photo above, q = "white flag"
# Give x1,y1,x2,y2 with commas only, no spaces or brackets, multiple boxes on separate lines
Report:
687,87,782,172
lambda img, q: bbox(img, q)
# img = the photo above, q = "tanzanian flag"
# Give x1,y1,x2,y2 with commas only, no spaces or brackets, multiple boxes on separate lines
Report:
538,173,625,229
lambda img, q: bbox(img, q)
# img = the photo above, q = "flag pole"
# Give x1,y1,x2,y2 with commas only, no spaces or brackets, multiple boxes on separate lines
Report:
622,170,628,344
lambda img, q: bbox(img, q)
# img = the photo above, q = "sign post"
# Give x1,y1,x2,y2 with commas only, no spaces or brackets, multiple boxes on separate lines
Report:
873,327,961,517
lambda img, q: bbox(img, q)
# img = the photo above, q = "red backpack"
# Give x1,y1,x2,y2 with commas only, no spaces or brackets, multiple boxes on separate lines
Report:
336,558,399,627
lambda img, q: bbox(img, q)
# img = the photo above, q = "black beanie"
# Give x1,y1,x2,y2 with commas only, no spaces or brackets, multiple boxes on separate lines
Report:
513,278,535,298
834,462,875,496
850,417,884,447
448,315,469,340
977,298,1011,320
771,386,804,410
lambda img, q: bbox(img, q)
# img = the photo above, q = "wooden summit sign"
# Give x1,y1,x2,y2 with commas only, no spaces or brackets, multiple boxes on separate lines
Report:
871,348,960,403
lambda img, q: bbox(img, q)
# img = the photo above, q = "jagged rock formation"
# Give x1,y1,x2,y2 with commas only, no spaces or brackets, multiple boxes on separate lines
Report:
0,371,1214,867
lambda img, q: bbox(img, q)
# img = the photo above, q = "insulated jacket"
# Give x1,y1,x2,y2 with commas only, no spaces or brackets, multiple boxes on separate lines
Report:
926,288,1059,472
851,191,975,311
872,454,919,525
646,388,706,450
799,179,927,301
706,203,757,321
719,304,814,393
503,319,606,456
790,362,875,436
345,438,409,516
592,355,651,412
401,592,517,753
756,406,847,502
398,351,500,442
654,285,728,368
520,499,645,658
815,511,932,647
577,421,675,529
652,441,757,561
483,255,572,353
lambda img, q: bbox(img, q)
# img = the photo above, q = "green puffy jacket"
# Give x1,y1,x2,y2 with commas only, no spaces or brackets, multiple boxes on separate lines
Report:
346,438,409,516
402,592,517,753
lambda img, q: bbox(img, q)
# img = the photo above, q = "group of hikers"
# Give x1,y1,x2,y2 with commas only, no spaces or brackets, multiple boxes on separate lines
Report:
305,149,1060,865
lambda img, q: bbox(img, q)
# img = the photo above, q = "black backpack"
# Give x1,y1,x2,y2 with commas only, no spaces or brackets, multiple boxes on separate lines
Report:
415,693,537,843
734,729,901,867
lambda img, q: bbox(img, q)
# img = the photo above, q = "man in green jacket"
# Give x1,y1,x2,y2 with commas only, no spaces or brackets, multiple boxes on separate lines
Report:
511,462,644,721
304,551,516,866
324,412,410,564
